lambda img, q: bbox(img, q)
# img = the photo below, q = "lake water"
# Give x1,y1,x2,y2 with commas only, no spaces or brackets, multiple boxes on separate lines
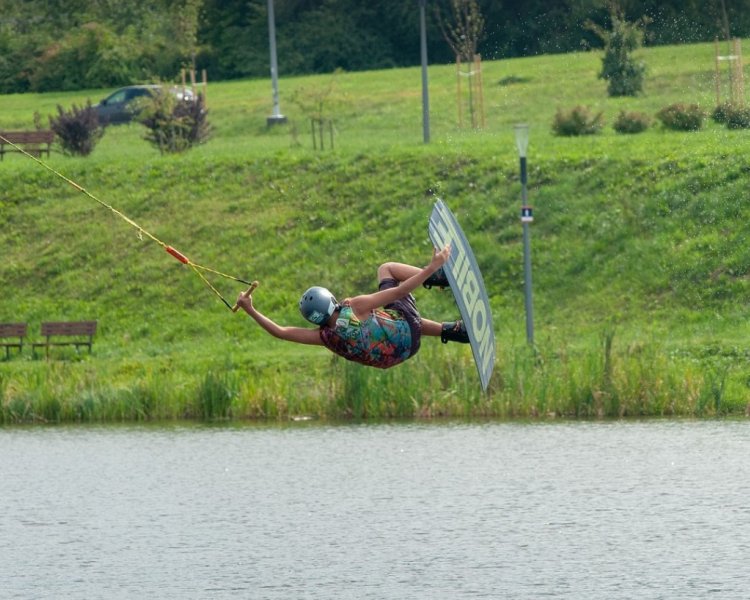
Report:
1,419,749,599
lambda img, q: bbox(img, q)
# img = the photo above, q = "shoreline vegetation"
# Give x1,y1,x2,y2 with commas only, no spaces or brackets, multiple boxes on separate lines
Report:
2,329,747,424
3,41,750,423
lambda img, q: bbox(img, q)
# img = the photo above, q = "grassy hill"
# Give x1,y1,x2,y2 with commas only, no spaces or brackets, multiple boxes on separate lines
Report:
2,41,750,421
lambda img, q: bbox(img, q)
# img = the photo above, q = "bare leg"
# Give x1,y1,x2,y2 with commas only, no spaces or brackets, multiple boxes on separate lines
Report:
377,264,460,340
420,318,443,336
377,262,421,283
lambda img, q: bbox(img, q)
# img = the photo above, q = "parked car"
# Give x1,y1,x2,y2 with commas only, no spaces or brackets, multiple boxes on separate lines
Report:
94,85,195,125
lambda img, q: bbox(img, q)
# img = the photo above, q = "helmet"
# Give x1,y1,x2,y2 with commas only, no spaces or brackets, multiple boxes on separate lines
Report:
299,286,338,325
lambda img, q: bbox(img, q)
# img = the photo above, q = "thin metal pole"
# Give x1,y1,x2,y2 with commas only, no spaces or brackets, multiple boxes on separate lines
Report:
419,0,430,143
266,0,286,125
520,156,534,345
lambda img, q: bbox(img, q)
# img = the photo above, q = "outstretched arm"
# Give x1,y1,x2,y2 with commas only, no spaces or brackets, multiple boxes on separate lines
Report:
348,244,451,317
236,293,323,346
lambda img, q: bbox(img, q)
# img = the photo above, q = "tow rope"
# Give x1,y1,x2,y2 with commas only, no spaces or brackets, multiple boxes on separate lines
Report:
1,133,256,311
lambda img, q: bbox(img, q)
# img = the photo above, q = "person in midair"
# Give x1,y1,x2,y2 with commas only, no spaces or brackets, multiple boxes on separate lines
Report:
235,244,469,369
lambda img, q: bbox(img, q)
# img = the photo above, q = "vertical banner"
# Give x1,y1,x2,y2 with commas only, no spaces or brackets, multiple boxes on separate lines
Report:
428,199,495,391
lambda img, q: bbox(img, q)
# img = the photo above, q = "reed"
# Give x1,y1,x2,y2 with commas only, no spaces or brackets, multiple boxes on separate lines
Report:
196,368,237,420
2,329,749,424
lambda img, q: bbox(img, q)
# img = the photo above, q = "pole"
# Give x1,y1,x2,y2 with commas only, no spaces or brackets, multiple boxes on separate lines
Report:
733,38,744,107
419,0,430,143
520,155,534,345
715,37,722,106
266,0,286,125
514,124,534,346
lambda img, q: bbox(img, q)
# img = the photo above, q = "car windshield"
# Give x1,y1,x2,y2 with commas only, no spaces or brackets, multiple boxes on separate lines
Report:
105,90,130,104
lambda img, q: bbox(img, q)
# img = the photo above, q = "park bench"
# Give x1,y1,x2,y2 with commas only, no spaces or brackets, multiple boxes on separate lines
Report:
0,130,55,160
0,323,27,359
32,321,97,359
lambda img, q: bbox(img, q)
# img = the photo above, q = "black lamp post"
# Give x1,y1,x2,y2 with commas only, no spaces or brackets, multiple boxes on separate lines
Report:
514,124,534,345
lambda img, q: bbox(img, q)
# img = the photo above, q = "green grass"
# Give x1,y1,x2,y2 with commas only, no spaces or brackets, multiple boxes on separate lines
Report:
2,40,750,422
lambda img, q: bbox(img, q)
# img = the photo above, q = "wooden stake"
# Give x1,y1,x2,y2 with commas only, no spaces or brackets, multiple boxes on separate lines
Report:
475,54,485,129
733,38,744,106
715,37,722,106
456,55,463,128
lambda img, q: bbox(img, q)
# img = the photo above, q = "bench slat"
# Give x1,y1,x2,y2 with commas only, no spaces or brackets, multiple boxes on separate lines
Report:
0,130,55,144
0,323,28,337
40,321,97,336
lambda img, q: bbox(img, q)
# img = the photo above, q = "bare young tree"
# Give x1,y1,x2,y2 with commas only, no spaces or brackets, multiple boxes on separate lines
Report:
436,0,485,128
437,0,484,63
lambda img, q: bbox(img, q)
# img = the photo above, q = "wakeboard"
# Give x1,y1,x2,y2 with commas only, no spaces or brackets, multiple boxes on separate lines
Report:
428,199,495,391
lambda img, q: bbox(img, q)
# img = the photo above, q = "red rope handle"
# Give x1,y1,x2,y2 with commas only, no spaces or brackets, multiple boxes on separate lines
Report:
166,246,189,264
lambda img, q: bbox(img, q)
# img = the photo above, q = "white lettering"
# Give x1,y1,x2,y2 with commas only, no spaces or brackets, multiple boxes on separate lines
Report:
431,217,450,248
462,271,480,315
454,245,470,288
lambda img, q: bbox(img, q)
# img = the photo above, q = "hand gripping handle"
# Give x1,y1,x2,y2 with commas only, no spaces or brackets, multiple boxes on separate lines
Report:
232,281,259,313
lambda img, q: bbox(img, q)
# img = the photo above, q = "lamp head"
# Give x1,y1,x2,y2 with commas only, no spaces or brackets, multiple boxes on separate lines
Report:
514,124,530,158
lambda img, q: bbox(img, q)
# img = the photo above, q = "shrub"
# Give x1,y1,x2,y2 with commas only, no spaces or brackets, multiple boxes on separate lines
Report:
712,102,735,124
613,110,651,134
711,102,750,129
656,103,705,131
138,91,211,154
724,105,750,129
552,106,605,136
48,101,105,156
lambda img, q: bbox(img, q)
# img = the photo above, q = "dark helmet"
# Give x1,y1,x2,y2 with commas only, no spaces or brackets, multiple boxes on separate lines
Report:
299,286,338,325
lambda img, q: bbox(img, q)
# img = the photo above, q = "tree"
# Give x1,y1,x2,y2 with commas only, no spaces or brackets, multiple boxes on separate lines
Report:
436,0,486,128
587,4,650,97
437,0,484,63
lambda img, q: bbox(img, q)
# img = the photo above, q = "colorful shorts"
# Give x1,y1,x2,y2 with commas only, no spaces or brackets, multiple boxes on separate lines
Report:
380,278,422,357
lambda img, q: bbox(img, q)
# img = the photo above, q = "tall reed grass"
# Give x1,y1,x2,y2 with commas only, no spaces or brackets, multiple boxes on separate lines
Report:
2,329,748,424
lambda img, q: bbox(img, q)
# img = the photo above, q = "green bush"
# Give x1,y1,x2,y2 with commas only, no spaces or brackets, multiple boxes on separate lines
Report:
712,102,735,124
139,92,212,154
656,103,705,131
48,101,105,156
613,110,651,134
711,102,750,129
724,105,750,129
552,105,605,136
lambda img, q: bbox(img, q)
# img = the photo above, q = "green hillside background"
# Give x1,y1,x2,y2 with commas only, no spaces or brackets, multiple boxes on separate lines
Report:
2,41,750,421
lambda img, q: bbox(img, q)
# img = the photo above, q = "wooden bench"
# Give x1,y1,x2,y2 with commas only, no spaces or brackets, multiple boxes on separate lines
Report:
0,130,55,160
0,323,27,359
32,321,97,359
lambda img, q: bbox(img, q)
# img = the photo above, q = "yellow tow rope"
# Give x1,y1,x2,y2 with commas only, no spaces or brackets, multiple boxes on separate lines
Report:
0,133,257,311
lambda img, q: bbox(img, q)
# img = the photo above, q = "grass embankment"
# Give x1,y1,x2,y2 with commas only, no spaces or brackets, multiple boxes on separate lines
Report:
2,41,750,422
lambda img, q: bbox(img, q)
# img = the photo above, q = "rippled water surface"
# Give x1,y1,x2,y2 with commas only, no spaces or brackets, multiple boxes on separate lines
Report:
2,420,749,599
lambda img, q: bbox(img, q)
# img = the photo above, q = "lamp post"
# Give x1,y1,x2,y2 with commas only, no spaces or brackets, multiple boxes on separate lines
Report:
514,124,534,345
266,0,287,126
419,0,430,143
